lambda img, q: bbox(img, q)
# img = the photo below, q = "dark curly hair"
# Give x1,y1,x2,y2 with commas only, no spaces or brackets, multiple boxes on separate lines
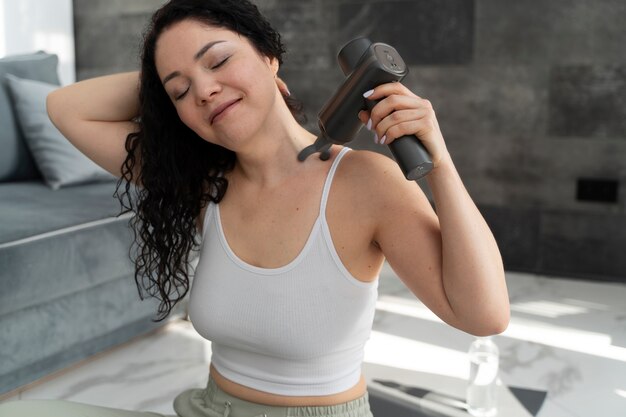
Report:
114,0,305,322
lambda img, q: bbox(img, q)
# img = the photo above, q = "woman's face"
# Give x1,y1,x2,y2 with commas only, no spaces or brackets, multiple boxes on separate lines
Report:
154,19,279,149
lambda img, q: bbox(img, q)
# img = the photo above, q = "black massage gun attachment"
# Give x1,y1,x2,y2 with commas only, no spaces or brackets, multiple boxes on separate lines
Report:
298,37,433,180
297,135,333,161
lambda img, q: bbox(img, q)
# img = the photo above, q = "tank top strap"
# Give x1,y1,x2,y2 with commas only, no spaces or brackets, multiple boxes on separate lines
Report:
201,201,216,239
201,171,225,239
319,146,351,216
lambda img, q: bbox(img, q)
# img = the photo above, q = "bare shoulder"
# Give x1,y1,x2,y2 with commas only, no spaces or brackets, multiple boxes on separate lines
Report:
335,147,436,239
339,148,400,181
337,148,420,201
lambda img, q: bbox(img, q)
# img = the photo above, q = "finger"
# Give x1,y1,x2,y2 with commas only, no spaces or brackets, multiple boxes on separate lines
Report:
363,82,419,102
375,119,447,168
358,110,370,126
379,118,435,146
276,77,291,97
369,95,429,129
374,108,430,140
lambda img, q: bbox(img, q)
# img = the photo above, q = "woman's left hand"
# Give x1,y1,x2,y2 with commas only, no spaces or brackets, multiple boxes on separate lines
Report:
358,82,449,169
275,76,291,97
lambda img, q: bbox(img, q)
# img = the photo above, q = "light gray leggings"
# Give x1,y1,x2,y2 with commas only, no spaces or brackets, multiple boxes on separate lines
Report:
0,375,374,417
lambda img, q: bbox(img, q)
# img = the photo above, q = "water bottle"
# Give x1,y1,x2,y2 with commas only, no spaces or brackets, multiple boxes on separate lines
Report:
466,336,499,416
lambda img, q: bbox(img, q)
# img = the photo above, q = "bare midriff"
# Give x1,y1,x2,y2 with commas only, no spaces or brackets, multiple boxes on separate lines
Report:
209,364,367,407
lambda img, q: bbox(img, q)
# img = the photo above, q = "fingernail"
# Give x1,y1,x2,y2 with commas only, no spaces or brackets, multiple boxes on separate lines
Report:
363,89,374,98
366,118,372,130
380,135,387,145
374,133,379,144
285,87,291,97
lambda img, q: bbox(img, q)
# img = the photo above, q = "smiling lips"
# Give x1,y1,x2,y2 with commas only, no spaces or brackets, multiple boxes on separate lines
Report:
209,98,241,125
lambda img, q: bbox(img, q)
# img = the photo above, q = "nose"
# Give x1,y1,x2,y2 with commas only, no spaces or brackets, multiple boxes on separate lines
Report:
193,77,221,106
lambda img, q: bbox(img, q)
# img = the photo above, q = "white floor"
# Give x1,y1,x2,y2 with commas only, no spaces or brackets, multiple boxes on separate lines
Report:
2,264,626,416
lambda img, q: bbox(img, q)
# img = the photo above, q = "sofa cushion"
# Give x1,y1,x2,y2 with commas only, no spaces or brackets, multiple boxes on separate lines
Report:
5,74,116,189
0,52,60,182
0,216,137,316
0,181,123,244
0,180,139,314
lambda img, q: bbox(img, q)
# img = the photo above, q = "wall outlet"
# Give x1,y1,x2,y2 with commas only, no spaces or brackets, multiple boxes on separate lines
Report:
576,178,619,203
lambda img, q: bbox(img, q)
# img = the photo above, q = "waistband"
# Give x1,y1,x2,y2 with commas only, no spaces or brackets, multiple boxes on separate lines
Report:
201,375,371,417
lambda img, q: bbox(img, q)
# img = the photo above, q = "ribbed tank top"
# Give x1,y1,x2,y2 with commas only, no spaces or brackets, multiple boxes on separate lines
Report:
188,147,379,396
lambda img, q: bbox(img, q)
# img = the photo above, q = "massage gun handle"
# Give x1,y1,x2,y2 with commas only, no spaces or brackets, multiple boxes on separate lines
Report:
366,99,433,180
389,136,433,180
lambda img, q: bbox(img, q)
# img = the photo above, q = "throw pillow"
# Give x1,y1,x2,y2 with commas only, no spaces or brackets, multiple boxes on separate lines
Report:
4,74,115,189
0,51,59,182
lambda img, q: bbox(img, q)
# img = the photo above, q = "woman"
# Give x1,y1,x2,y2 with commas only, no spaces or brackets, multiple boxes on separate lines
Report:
0,0,509,416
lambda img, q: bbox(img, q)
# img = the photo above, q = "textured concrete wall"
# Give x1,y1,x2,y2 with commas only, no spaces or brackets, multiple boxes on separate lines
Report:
73,0,626,282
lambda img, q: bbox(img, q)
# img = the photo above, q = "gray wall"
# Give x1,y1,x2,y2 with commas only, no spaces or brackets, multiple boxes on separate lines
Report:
73,0,626,283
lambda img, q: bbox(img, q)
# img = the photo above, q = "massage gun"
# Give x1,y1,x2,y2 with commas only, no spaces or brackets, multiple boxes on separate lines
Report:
297,37,433,180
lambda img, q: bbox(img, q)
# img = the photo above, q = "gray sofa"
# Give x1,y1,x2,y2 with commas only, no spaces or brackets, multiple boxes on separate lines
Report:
0,52,177,396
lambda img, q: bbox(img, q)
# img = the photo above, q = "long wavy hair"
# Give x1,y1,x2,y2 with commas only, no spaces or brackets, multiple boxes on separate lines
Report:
114,0,306,322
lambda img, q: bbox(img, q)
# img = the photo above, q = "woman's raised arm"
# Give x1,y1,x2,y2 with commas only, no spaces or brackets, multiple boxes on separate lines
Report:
357,82,510,336
46,71,141,178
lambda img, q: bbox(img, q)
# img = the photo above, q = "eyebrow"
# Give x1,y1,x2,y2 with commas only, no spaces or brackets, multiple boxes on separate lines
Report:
162,40,227,85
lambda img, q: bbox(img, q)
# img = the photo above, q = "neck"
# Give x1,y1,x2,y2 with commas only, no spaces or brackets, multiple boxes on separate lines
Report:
232,102,318,189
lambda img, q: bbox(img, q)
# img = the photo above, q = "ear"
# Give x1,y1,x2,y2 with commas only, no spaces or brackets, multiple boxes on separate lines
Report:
265,56,280,77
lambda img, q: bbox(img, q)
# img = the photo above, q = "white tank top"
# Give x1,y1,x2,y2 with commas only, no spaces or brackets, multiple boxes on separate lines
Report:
188,147,379,396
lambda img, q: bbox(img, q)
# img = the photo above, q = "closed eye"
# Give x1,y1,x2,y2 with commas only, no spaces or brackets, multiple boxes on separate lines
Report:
212,56,230,69
175,89,189,101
